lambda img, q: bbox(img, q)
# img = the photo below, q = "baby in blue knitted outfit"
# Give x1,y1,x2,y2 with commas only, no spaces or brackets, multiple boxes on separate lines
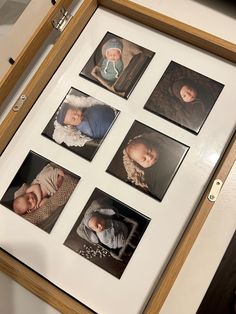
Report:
100,38,124,83
56,102,116,139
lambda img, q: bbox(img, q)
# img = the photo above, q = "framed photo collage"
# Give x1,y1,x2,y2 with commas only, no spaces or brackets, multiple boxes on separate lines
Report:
0,3,235,314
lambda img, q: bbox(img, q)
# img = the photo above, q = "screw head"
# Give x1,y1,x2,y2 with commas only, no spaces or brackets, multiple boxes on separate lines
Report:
20,94,27,101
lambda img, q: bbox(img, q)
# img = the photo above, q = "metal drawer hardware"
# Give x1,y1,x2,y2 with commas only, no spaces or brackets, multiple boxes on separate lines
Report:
52,7,72,32
12,94,27,112
208,179,223,202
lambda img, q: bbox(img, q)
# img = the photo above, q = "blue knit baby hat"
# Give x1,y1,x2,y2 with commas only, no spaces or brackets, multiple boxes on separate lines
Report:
100,38,124,82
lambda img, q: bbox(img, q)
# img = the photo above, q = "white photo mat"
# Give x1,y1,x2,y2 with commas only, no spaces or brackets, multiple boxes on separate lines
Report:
0,6,235,314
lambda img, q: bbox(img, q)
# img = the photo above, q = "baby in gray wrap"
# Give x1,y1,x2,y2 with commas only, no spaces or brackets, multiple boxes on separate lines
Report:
80,198,129,249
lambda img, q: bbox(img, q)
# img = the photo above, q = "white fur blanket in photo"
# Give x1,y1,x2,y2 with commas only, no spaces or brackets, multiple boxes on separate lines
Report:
52,95,106,147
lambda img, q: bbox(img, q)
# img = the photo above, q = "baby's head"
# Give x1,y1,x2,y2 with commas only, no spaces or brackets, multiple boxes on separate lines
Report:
101,38,124,82
172,79,198,103
87,213,107,233
13,192,37,215
125,136,159,168
57,103,83,126
103,38,123,61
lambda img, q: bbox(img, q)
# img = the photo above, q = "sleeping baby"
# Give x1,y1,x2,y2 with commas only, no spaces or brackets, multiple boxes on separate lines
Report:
13,164,64,215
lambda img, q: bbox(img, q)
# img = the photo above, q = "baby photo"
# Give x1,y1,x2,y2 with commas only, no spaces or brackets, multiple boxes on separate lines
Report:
0,151,80,233
64,188,150,279
42,88,119,161
144,61,224,134
107,121,189,201
80,32,155,99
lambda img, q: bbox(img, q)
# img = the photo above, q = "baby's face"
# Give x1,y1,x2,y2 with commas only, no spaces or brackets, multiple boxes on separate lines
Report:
106,48,121,61
180,85,197,103
127,142,158,168
88,215,106,233
64,108,83,126
14,192,37,215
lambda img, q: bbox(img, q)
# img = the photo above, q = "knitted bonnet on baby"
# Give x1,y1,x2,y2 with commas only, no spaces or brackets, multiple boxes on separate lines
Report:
83,198,115,228
122,132,168,189
171,79,197,101
122,135,150,189
101,38,124,82
56,103,70,125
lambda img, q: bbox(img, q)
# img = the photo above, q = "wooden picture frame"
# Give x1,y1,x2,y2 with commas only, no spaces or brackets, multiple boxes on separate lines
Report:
0,1,235,313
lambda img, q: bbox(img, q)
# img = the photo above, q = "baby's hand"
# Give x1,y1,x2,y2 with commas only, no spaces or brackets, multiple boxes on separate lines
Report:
58,169,65,177
56,169,65,189
26,184,42,208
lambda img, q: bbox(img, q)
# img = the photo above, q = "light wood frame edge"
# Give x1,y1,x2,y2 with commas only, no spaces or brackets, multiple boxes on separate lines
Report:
144,131,236,313
0,0,74,105
1,133,235,314
0,0,98,154
0,0,235,313
1,0,235,153
98,0,236,63
0,250,94,314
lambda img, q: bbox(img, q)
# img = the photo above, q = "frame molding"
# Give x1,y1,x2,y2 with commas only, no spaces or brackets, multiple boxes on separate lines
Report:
0,0,97,154
1,0,235,154
0,1,235,313
99,0,236,63
0,0,74,105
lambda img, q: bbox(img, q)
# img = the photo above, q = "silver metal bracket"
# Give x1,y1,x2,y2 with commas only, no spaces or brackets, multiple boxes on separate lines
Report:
12,94,27,112
52,7,72,32
208,179,223,202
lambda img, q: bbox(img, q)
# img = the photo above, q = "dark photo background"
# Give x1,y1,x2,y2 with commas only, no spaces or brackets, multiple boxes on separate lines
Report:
144,61,224,134
0,151,80,233
1,152,50,209
42,88,119,161
64,188,150,279
80,32,155,99
107,121,189,201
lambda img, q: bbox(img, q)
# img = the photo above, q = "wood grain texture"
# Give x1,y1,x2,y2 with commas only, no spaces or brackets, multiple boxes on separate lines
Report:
0,0,73,106
1,133,235,314
98,0,236,63
144,132,236,313
0,250,94,314
0,0,98,155
0,1,235,313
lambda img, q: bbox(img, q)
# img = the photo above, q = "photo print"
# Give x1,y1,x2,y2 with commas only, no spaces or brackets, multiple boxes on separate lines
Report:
197,230,236,314
42,88,119,161
64,188,150,279
0,151,80,233
107,121,189,201
144,61,224,134
80,32,155,99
